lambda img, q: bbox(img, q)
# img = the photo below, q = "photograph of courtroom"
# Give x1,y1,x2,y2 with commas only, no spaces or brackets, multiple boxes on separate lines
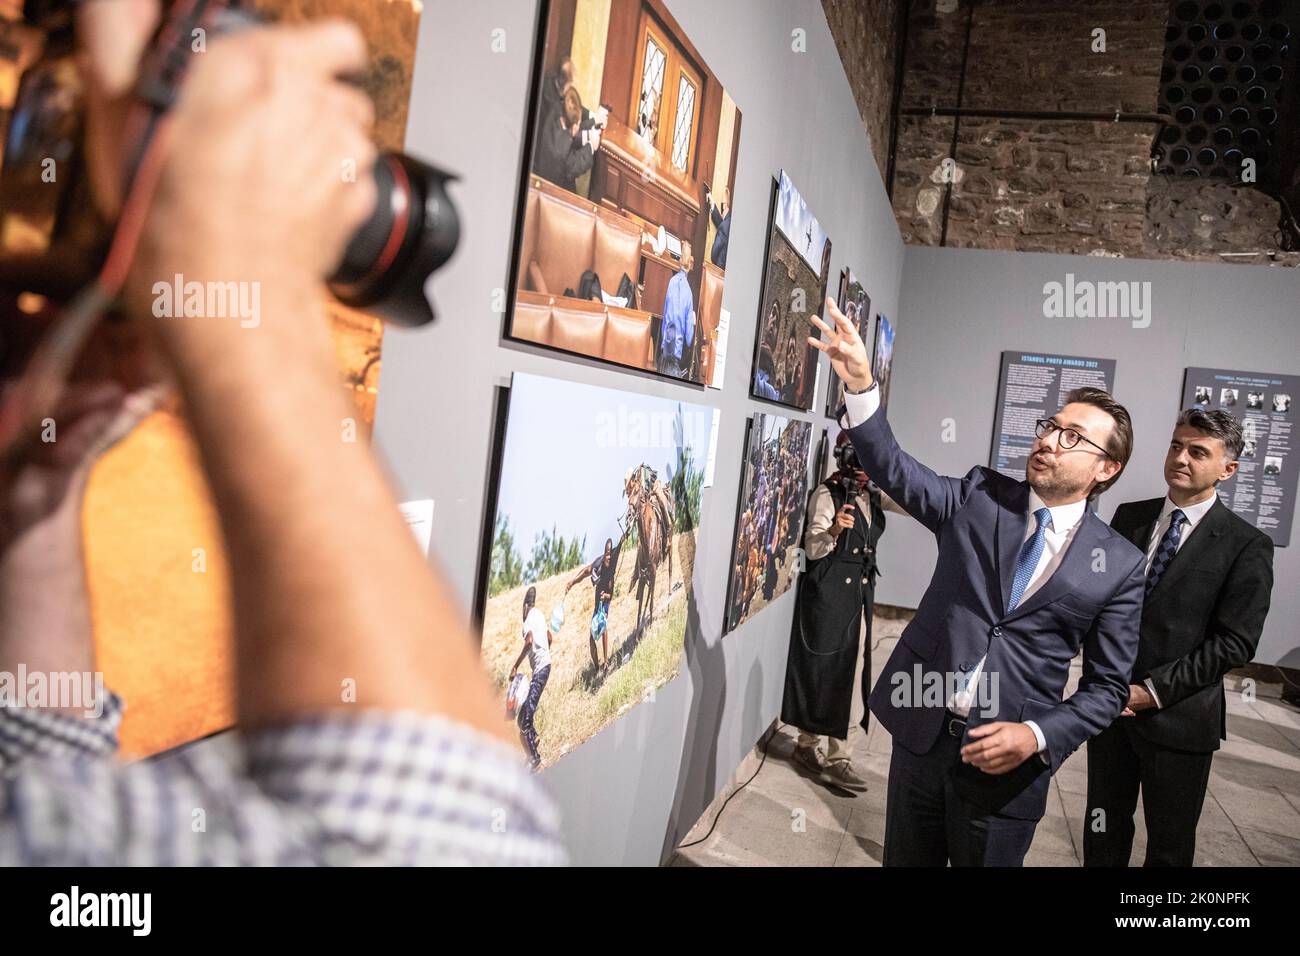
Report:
510,0,740,385
0,0,1298,931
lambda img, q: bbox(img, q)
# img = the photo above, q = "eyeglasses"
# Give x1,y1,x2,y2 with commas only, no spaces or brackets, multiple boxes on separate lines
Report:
1035,419,1112,459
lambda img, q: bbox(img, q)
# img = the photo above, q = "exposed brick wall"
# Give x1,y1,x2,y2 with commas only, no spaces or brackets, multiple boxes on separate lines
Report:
824,0,1300,265
892,0,1168,256
822,0,904,182
894,114,1158,254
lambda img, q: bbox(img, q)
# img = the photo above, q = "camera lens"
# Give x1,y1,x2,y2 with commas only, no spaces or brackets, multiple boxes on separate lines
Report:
328,153,460,327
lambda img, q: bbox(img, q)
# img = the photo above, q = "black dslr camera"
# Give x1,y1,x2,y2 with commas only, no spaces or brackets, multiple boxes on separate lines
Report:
0,0,459,327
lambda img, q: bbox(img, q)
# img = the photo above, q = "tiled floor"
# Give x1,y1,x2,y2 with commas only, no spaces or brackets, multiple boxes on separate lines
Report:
671,617,1300,866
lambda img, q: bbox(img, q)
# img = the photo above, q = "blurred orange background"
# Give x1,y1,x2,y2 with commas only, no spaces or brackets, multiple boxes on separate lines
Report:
80,0,421,757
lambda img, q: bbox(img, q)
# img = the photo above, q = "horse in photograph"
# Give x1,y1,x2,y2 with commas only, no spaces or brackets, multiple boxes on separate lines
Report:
624,464,675,638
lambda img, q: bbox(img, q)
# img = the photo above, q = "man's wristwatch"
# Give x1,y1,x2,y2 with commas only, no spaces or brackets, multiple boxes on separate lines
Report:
844,379,878,396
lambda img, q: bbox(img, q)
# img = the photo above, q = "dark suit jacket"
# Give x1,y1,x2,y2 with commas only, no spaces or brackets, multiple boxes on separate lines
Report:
709,204,730,269
533,118,593,195
851,411,1146,821
1109,496,1274,752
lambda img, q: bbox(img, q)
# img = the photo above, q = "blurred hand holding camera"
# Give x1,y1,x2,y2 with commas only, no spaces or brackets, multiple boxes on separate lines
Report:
120,16,378,381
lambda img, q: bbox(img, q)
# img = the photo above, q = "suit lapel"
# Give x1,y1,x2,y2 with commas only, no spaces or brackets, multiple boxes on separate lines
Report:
996,481,1031,615
1123,498,1164,555
1148,496,1228,601
1002,510,1106,623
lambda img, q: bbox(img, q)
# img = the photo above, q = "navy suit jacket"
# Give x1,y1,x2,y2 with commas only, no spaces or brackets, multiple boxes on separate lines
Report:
851,410,1146,820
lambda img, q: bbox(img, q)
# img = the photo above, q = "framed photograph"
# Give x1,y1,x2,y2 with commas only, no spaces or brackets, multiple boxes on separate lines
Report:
872,313,895,414
504,0,742,387
823,268,871,416
723,413,814,634
750,171,832,410
476,373,712,769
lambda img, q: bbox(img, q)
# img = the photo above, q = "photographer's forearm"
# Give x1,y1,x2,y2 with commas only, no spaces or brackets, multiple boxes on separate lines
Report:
155,287,507,741
0,490,97,715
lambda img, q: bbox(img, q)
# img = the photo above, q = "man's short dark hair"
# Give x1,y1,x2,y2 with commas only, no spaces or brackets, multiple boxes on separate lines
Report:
1175,407,1244,460
524,585,537,612
1063,386,1133,497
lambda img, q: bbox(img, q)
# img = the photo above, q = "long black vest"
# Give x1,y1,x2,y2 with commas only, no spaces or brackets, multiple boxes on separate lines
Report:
780,477,886,739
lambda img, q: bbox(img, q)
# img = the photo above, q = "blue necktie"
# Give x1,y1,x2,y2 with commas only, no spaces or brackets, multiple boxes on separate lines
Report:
1007,507,1052,613
1145,509,1186,597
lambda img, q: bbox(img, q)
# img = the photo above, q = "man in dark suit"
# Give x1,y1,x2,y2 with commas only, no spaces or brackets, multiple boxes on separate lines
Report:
809,297,1146,866
533,86,599,195
706,186,731,269
1084,408,1274,867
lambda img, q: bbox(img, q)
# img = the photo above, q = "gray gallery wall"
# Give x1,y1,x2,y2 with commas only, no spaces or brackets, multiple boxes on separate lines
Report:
877,245,1299,668
377,0,905,865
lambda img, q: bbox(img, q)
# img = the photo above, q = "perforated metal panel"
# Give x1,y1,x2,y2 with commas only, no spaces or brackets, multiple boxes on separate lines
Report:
1154,0,1297,185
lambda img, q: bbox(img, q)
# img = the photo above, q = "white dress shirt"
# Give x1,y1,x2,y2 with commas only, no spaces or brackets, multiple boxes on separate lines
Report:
1137,492,1217,707
842,385,1089,757
1143,493,1216,573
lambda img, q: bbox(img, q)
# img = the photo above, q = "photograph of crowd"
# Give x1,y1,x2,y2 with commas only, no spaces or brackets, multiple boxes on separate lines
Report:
724,414,814,634
506,0,742,387
478,373,712,770
750,171,831,410
824,268,871,416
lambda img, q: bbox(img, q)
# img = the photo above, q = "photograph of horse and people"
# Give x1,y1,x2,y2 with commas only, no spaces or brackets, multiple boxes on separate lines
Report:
479,373,712,769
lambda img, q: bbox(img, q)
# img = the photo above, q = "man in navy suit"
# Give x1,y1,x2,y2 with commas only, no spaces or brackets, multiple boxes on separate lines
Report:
809,298,1146,866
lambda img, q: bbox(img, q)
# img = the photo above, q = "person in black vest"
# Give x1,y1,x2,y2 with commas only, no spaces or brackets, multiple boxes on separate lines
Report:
782,431,900,790
1085,407,1274,866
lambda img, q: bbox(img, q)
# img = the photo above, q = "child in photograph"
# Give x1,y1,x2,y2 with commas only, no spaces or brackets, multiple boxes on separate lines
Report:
509,586,554,770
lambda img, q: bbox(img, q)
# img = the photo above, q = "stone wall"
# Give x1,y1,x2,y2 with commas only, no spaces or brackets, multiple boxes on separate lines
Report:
824,0,1300,265
822,0,905,181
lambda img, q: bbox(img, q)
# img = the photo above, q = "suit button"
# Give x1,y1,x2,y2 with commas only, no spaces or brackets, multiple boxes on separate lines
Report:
959,662,970,672
845,577,852,584
852,547,860,554
992,626,1002,637
862,577,869,584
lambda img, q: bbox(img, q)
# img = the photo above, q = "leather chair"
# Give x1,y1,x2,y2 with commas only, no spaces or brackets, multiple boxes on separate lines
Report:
511,177,659,371
593,208,641,300
603,305,652,368
548,299,607,356
512,291,553,344
698,261,724,384
530,188,597,296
